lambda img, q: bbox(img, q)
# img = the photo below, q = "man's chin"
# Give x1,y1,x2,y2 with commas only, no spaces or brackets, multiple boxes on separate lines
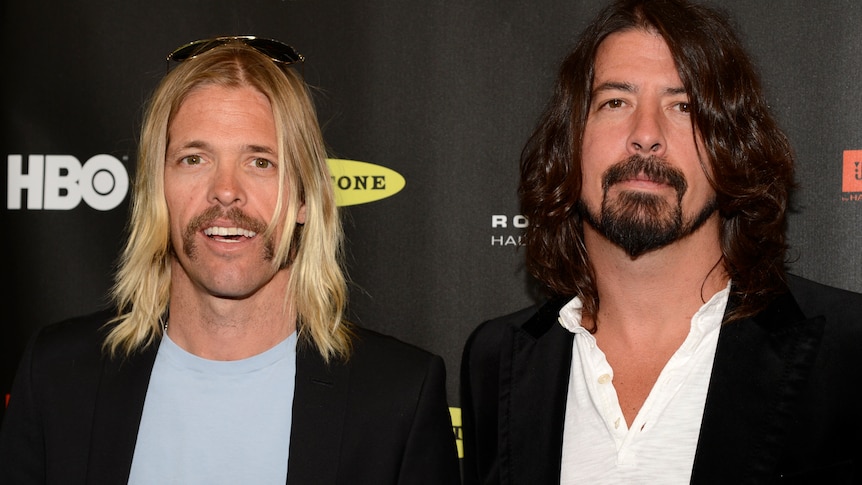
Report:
609,223,680,258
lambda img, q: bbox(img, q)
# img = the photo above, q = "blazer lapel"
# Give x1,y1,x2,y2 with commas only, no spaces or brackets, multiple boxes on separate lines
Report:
286,343,350,484
86,342,159,484
691,289,825,483
503,299,574,485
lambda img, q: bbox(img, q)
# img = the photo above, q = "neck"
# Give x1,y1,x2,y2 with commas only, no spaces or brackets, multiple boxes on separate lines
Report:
582,214,728,341
165,265,297,361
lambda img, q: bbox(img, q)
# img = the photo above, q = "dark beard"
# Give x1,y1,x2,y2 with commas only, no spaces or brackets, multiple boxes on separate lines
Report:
578,155,717,258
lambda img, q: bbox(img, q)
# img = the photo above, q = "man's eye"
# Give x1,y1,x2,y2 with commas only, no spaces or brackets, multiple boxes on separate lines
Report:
605,99,624,109
181,155,202,165
677,102,692,113
253,158,273,169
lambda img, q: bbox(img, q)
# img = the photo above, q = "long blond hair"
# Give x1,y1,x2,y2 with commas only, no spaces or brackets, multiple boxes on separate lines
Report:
105,42,351,361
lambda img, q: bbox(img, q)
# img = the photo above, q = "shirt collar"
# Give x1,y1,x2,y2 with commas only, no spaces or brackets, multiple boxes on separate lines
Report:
557,281,732,335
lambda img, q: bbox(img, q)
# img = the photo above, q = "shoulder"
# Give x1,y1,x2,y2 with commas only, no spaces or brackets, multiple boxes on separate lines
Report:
8,309,119,421
462,308,526,364
350,326,436,361
465,298,566,356
26,308,115,366
344,325,445,381
313,326,450,426
460,299,568,391
787,273,862,315
785,273,862,340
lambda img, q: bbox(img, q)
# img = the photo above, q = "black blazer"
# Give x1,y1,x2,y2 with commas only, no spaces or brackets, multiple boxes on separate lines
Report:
461,274,862,484
0,310,461,484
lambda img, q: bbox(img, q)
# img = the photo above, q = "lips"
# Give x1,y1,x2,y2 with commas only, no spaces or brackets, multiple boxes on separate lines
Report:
628,171,666,184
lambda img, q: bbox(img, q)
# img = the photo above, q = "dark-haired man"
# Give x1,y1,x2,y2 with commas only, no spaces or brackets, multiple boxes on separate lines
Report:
461,0,862,483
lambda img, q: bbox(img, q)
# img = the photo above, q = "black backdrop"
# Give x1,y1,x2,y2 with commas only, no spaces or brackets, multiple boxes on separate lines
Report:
3,1,862,448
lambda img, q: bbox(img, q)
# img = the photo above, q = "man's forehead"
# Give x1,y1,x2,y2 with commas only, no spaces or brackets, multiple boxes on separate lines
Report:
591,29,683,90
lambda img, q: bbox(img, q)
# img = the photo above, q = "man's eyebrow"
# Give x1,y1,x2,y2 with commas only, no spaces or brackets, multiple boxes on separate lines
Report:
246,144,276,155
592,81,687,97
592,81,636,94
165,139,210,156
664,86,687,96
168,141,276,154
176,140,209,150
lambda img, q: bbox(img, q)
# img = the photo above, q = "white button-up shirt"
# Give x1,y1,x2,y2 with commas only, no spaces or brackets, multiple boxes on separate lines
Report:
559,284,730,484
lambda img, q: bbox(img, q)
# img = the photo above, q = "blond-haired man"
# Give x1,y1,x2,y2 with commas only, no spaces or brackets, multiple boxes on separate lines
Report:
1,37,459,485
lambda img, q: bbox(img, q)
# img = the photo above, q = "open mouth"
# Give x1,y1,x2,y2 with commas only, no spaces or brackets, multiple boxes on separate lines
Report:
203,226,257,241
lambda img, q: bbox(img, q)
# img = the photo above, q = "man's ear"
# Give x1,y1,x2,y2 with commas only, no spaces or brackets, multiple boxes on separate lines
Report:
297,203,307,225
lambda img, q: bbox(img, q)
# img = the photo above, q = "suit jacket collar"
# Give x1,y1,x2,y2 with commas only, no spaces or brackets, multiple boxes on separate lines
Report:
87,340,159,484
286,342,351,484
505,289,825,484
505,297,573,485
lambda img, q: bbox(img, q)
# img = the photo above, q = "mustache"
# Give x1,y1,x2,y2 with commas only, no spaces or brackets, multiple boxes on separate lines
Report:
602,155,688,195
186,205,268,235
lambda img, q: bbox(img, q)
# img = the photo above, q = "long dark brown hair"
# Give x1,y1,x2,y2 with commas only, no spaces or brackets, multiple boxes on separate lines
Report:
520,0,796,323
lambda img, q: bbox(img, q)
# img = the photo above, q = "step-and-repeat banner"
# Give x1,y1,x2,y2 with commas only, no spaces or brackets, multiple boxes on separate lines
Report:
3,0,861,454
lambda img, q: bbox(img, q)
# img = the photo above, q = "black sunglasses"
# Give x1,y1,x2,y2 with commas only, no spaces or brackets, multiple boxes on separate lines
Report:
166,35,304,72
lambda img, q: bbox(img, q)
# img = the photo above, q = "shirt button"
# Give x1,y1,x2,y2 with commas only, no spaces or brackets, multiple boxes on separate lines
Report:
598,374,611,384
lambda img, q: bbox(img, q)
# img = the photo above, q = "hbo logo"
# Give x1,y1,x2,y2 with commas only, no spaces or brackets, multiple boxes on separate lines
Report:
7,154,129,211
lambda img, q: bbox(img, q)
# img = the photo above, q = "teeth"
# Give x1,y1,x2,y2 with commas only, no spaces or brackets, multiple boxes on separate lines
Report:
204,226,257,238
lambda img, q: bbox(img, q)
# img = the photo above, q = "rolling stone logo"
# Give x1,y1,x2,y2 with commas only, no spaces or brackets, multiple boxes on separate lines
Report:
327,159,404,206
490,214,527,246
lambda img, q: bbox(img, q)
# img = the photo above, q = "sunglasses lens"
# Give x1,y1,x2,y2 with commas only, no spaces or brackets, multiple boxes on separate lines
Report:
166,37,303,66
246,39,303,64
167,40,215,62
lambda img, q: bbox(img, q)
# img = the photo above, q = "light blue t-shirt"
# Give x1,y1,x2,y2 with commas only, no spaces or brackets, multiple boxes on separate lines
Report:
128,331,297,485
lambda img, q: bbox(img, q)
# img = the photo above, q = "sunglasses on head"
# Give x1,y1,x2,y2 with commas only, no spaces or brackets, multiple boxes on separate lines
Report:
165,35,304,72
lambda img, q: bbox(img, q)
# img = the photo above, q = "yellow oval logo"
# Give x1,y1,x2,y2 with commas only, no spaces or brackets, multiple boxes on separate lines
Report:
326,159,406,206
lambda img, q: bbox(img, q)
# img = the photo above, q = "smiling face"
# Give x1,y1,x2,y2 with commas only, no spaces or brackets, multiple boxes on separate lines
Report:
578,28,717,258
164,83,304,299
